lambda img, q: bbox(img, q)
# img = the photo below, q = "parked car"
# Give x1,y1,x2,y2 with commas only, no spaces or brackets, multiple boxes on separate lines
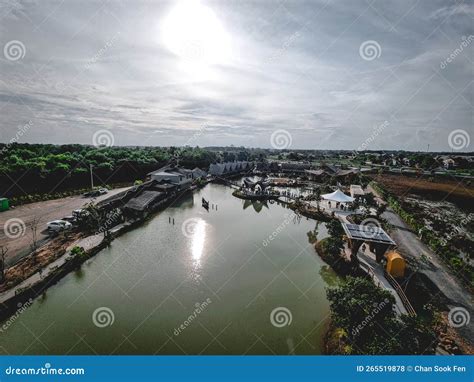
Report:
62,215,76,223
47,220,72,232
83,188,108,197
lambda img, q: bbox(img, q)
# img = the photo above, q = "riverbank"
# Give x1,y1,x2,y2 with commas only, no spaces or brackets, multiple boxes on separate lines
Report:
0,182,336,355
0,187,195,318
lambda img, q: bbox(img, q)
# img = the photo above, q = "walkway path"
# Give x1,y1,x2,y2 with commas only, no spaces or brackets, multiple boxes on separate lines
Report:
0,234,103,304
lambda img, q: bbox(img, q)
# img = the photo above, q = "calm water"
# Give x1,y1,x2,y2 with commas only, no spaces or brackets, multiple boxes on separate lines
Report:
0,183,339,355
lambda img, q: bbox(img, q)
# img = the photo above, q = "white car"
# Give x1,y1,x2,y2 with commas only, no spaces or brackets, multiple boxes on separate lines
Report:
47,220,72,232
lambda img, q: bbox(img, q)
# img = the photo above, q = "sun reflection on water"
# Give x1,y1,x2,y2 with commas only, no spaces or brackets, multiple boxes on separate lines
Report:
191,218,206,263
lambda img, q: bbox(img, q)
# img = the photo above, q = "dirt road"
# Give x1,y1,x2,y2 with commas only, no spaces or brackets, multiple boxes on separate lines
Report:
368,185,474,346
0,187,130,264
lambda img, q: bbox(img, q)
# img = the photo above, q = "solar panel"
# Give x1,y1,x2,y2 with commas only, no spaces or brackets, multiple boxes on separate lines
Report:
342,223,395,245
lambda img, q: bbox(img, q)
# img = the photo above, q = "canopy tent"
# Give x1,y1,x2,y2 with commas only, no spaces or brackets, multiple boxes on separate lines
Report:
321,189,354,203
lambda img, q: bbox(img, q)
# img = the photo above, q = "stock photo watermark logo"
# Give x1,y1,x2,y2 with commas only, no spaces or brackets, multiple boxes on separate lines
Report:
83,209,123,247
270,307,292,328
84,32,121,70
448,129,470,151
359,40,381,61
447,307,470,328
270,129,292,149
360,218,382,239
174,298,212,336
181,217,201,238
268,31,301,62
262,212,298,247
353,120,389,154
92,307,115,328
92,129,115,148
440,35,474,70
3,40,26,61
440,213,472,246
0,299,33,333
3,218,26,239
0,120,33,155
352,299,390,337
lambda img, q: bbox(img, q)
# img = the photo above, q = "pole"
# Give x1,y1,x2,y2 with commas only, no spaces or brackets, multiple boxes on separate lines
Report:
90,164,94,190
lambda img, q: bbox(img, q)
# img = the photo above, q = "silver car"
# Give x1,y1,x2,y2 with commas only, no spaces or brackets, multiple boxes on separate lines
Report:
47,220,72,232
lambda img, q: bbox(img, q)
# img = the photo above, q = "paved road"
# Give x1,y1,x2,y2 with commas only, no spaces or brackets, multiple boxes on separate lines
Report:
0,187,130,264
368,185,474,345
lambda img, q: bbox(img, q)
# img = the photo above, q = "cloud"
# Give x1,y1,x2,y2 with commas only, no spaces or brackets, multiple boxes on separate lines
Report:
0,0,472,151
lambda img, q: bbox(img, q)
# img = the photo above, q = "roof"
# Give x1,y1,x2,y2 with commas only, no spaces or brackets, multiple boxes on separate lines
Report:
124,190,163,212
342,222,396,245
148,165,193,177
321,189,354,202
305,169,326,176
336,169,358,177
350,185,365,196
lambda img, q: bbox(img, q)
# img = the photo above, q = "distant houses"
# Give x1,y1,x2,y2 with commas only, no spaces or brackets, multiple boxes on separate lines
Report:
148,165,208,190
209,161,253,176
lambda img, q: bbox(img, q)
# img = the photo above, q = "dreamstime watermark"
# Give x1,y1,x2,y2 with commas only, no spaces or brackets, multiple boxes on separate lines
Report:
359,218,382,239
174,298,212,336
84,32,121,70
0,299,33,333
174,125,209,157
5,363,85,376
270,129,292,150
3,40,26,61
440,35,474,69
270,307,292,328
441,213,473,246
262,212,298,247
181,217,201,238
92,307,115,328
447,306,470,328
268,31,301,62
0,0,21,21
92,129,115,148
352,298,390,337
353,120,389,154
83,209,123,248
359,40,381,61
0,120,33,155
448,129,470,151
3,218,26,239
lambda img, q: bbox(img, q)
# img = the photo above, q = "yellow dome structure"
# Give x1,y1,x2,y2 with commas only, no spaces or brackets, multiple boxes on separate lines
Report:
385,251,406,278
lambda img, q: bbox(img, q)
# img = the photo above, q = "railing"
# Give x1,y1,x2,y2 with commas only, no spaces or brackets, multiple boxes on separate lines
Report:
384,270,416,316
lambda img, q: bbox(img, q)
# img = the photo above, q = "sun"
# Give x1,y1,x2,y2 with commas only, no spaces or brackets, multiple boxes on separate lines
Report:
161,1,231,66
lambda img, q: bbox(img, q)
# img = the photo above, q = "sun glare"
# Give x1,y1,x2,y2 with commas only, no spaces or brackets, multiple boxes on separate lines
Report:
161,0,231,69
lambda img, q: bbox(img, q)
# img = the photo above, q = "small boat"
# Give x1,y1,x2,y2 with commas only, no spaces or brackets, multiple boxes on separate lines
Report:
202,197,209,209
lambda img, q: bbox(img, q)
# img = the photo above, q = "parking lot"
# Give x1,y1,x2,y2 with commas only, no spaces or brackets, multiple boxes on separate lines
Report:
0,187,130,264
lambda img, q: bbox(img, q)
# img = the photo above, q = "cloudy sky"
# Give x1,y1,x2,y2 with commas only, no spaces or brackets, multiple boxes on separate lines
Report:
0,0,472,150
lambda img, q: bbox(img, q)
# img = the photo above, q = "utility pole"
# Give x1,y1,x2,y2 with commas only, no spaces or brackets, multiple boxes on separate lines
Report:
90,164,94,189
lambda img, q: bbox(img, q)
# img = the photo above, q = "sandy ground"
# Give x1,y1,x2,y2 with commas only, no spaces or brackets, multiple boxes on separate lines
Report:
0,187,130,264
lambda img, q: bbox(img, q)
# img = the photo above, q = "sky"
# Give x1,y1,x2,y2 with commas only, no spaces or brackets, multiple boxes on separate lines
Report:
0,0,472,151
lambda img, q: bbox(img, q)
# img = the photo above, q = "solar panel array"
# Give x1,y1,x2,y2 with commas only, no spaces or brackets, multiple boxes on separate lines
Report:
342,223,396,245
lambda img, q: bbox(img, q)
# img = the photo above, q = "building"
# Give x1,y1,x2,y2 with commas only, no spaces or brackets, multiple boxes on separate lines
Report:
209,161,252,176
192,167,207,180
350,185,365,200
148,165,194,190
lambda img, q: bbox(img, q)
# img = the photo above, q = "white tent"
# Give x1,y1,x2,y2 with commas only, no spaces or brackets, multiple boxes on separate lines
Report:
321,189,354,203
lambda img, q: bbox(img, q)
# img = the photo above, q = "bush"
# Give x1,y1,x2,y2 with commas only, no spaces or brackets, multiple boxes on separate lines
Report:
326,277,435,354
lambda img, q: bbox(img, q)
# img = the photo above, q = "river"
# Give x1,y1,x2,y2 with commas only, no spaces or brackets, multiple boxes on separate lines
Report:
0,183,340,355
